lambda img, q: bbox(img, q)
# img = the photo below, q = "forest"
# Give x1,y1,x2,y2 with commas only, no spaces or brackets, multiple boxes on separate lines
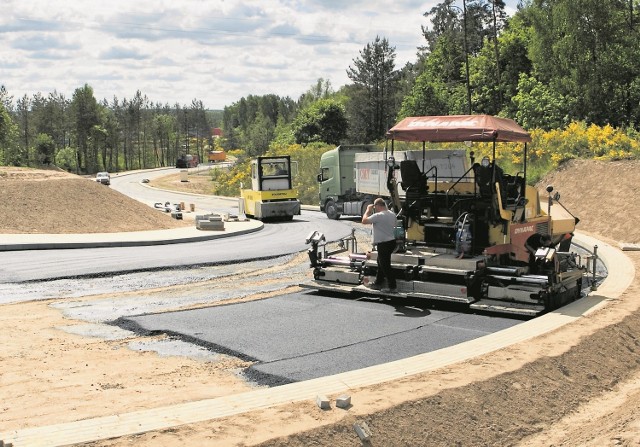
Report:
1,0,639,196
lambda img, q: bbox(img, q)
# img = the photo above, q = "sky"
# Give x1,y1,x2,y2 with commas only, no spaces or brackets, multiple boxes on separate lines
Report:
1,0,520,110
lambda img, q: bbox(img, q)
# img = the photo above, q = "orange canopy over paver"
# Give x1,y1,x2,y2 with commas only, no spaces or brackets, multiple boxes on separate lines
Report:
387,114,532,143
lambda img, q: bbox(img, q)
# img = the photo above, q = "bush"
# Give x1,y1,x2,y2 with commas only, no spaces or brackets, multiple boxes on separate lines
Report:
209,149,250,197
529,121,640,168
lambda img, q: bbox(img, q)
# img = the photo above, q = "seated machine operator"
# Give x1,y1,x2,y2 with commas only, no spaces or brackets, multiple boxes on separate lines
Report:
525,233,555,274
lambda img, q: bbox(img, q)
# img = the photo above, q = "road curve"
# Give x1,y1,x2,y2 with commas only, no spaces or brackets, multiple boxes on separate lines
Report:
110,167,240,213
0,168,354,282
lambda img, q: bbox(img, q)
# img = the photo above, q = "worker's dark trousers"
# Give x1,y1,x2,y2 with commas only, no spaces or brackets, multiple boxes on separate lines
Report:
375,239,397,288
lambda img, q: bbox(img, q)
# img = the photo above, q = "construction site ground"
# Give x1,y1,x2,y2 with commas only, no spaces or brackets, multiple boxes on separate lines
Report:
1,159,640,446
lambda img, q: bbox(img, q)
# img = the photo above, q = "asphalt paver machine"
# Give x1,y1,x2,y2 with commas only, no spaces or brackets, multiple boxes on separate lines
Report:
303,115,587,317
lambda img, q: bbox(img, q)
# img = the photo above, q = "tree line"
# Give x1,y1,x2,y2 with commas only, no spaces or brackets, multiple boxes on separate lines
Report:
0,86,218,173
1,0,639,174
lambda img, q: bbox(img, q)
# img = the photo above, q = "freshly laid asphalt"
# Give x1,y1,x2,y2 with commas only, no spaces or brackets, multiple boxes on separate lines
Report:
120,292,522,386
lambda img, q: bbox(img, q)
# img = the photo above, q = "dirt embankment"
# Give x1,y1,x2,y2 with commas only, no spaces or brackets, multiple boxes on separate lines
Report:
535,158,640,244
0,167,189,234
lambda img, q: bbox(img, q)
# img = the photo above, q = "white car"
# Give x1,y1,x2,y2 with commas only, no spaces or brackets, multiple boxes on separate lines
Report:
95,172,110,185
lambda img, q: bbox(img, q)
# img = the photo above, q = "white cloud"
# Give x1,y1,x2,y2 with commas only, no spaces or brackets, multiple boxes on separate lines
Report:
0,0,520,109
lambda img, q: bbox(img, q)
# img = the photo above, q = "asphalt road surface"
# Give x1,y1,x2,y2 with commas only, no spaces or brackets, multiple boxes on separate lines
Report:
0,211,351,282
117,292,522,386
110,166,240,214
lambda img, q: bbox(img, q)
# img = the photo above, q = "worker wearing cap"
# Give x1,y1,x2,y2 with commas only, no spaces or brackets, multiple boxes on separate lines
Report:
362,197,397,292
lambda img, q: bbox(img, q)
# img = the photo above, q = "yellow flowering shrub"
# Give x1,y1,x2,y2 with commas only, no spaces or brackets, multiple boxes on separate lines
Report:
448,121,639,184
529,121,639,166
209,150,251,197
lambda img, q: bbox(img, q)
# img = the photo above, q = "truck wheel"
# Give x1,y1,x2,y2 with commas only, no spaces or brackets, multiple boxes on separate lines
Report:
325,200,341,220
361,200,372,217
